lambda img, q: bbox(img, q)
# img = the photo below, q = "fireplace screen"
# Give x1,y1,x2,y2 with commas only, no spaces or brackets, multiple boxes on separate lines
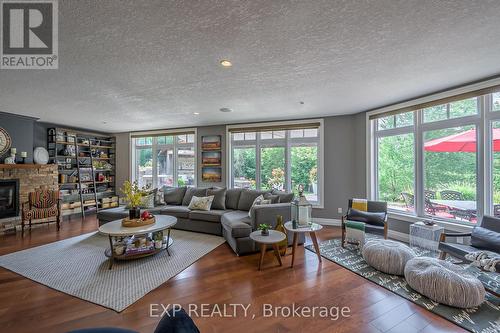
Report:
0,180,19,219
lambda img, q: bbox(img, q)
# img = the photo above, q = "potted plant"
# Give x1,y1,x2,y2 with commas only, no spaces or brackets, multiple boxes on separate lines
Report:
258,223,271,236
153,231,164,249
309,167,318,195
120,180,147,220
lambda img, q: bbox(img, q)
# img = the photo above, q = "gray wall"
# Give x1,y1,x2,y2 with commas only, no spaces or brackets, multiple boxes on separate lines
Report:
197,126,226,188
0,112,36,163
115,132,131,194
312,114,367,219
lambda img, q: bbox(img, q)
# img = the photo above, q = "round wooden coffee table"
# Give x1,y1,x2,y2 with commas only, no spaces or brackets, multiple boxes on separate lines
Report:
250,230,286,270
284,222,323,267
98,215,177,269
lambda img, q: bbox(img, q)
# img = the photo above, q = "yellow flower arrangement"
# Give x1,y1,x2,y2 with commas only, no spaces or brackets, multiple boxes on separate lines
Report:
120,180,148,208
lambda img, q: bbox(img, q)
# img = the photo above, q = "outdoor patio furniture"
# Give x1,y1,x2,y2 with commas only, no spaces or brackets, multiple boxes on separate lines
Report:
440,190,464,201
401,192,414,210
438,215,500,271
494,204,500,218
424,190,436,200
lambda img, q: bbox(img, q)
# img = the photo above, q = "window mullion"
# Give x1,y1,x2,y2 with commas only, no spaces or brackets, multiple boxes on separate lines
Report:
285,131,291,192
255,135,261,190
152,139,158,188
415,110,424,217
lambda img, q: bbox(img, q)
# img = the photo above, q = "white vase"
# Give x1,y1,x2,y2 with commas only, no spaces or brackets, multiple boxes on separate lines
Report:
154,240,163,249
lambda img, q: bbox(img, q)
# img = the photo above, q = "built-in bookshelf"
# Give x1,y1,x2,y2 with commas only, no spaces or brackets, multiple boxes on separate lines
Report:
47,128,118,218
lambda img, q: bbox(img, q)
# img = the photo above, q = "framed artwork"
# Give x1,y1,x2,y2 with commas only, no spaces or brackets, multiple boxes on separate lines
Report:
201,135,221,151
202,167,222,182
202,151,221,166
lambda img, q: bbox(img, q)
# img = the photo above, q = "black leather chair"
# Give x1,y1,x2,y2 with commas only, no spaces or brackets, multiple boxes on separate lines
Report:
438,215,500,270
341,199,388,247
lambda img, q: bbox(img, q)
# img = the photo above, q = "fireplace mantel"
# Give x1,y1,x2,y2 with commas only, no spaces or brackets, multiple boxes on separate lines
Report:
0,164,54,169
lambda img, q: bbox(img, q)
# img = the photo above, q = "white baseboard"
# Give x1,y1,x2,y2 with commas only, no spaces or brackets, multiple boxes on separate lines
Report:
388,230,409,242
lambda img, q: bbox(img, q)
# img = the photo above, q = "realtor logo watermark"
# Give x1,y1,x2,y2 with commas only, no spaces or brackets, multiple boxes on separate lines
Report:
1,0,58,69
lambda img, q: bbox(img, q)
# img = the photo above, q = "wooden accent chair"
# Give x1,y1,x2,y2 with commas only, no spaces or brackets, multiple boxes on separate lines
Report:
341,199,388,247
21,190,61,234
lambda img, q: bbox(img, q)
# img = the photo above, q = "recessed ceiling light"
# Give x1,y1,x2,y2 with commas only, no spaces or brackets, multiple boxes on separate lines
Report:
219,59,232,67
102,121,107,124
220,108,233,113
193,112,200,115
299,101,305,105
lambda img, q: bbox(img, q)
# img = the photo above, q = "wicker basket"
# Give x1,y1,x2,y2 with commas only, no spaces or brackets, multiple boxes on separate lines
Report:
122,216,156,227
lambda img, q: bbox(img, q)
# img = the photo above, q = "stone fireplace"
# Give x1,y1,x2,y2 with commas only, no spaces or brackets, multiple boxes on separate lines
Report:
0,164,58,232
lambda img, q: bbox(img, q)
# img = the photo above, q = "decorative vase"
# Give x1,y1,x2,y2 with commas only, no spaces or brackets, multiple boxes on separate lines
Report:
261,229,269,236
154,240,163,249
275,215,288,256
129,207,141,219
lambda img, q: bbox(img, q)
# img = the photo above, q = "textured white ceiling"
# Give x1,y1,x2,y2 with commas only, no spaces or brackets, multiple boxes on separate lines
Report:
1,0,500,132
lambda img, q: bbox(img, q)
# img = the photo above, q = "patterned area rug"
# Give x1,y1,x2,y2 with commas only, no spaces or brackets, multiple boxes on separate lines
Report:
0,230,225,312
306,238,500,333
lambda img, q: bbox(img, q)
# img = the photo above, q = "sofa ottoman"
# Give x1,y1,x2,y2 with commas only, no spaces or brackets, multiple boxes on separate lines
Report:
404,257,485,308
362,239,416,275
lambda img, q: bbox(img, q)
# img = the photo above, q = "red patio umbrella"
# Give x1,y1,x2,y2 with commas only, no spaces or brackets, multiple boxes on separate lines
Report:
424,128,500,152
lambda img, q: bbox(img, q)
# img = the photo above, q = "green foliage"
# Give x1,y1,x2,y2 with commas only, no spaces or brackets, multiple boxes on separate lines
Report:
260,147,285,190
267,168,285,190
233,148,256,187
120,180,149,208
291,146,317,191
257,224,271,231
177,178,186,186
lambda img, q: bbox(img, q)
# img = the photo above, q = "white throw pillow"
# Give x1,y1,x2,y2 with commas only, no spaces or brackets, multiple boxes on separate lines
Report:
248,195,271,217
188,195,215,211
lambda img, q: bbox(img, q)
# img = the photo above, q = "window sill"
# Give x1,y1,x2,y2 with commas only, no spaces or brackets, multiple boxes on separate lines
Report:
387,211,474,233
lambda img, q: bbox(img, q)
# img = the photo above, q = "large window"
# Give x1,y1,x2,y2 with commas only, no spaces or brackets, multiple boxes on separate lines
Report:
132,133,195,188
371,90,500,224
229,122,323,205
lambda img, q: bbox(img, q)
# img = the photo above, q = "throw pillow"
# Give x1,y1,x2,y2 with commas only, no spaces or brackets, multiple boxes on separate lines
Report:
164,187,187,205
237,189,270,211
154,188,165,206
188,195,215,211
207,187,226,210
264,193,280,204
140,193,155,209
248,195,272,217
346,208,385,227
182,187,208,206
471,226,500,252
271,190,294,203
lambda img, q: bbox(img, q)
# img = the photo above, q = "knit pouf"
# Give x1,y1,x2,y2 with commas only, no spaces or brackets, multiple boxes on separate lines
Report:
404,257,485,308
362,239,416,275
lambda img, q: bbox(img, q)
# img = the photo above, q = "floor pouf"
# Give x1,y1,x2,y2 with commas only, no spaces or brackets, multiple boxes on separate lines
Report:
404,257,485,308
362,239,416,275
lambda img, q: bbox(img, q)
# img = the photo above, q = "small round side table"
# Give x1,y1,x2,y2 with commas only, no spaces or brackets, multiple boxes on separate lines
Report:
284,222,323,267
249,230,286,270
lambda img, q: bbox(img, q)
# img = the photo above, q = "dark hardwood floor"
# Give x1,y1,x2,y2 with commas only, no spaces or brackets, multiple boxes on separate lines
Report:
0,216,465,333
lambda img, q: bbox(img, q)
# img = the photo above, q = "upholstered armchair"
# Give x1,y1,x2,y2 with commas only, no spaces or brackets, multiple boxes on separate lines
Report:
341,199,388,247
439,215,500,270
22,190,61,234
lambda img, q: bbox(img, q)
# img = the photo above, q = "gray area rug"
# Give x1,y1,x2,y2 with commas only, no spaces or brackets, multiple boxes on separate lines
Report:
0,230,225,312
306,238,500,333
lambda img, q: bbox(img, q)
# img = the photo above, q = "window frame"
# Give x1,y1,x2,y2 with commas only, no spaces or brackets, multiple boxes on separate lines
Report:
227,119,324,208
131,129,197,189
368,89,500,227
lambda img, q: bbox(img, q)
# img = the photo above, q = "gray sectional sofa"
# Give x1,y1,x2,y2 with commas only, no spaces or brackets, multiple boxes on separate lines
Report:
97,187,305,255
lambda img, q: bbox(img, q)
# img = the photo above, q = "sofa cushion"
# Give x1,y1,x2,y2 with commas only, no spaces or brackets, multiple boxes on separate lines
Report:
221,210,253,238
225,188,242,210
207,187,226,210
182,187,208,206
347,208,386,227
264,193,280,204
160,205,191,219
164,186,187,205
271,190,294,203
237,189,270,211
189,210,228,223
471,226,500,252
